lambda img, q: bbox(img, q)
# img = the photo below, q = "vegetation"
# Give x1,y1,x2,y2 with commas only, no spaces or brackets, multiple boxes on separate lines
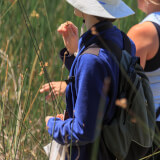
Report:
0,0,145,159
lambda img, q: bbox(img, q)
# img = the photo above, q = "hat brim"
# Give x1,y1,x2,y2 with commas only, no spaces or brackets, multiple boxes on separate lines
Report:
66,0,134,19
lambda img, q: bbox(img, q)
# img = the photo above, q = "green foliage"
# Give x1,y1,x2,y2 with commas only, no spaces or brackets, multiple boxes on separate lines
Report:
0,0,146,159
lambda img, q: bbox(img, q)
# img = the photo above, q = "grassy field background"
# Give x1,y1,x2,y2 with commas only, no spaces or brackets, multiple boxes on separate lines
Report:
0,0,145,159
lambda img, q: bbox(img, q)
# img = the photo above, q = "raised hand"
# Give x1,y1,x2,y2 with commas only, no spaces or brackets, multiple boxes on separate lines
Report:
57,21,79,55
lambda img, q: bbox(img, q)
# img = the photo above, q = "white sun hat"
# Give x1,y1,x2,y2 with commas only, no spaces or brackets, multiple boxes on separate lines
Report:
66,0,134,19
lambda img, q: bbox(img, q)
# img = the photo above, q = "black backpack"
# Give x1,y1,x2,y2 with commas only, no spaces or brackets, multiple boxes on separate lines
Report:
81,32,156,160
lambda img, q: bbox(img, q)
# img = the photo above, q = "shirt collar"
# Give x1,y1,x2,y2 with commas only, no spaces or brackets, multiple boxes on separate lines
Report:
78,21,113,54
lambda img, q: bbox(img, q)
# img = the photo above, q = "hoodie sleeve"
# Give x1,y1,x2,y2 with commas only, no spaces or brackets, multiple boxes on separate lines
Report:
59,48,75,71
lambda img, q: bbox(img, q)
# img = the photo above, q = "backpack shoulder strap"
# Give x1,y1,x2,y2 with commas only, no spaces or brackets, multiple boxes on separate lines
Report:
82,48,100,56
81,32,132,62
81,44,100,56
121,31,132,54
65,33,132,85
81,41,122,62
101,32,132,62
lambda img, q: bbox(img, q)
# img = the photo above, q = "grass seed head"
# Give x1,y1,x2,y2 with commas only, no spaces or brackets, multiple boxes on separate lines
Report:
30,10,40,19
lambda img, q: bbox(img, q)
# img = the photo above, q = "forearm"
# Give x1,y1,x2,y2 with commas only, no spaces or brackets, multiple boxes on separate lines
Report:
47,117,95,145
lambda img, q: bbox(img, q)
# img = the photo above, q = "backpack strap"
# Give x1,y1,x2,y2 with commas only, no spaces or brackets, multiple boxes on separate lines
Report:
82,48,100,56
121,31,132,54
64,44,100,85
102,32,132,62
81,44,100,56
95,31,132,63
64,33,132,85
81,31,132,62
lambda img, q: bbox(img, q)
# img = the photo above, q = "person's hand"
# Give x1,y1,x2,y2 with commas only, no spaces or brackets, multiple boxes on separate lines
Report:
45,116,53,129
45,114,64,130
40,81,67,100
57,21,79,55
56,114,64,120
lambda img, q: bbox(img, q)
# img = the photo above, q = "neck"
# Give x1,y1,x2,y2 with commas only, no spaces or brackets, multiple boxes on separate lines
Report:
147,7,160,15
146,0,160,15
84,14,100,30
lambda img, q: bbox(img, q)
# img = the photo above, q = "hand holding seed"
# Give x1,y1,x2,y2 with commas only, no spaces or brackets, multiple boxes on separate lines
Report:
45,114,64,130
56,114,64,120
57,21,79,55
40,81,67,100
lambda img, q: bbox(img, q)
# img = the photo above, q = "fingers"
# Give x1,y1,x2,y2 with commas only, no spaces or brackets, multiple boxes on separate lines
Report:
44,89,62,101
45,92,52,101
57,21,78,37
67,26,75,38
64,21,78,36
57,23,67,34
57,21,79,54
45,116,54,127
66,21,78,33
40,82,54,93
56,114,64,120
40,81,66,93
40,81,67,101
70,23,78,36
45,91,57,101
58,24,68,38
57,21,71,33
40,82,59,93
45,114,64,130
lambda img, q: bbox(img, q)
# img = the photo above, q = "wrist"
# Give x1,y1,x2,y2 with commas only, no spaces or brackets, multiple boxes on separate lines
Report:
68,51,77,56
68,51,77,57
67,49,78,56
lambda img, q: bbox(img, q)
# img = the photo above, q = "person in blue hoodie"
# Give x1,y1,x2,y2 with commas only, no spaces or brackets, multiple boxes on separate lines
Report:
41,0,136,159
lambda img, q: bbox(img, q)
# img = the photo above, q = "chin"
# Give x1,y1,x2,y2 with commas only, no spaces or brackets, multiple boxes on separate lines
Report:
137,0,147,13
74,8,83,17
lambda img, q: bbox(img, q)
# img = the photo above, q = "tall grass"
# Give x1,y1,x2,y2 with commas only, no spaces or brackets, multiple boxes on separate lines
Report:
0,0,146,159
